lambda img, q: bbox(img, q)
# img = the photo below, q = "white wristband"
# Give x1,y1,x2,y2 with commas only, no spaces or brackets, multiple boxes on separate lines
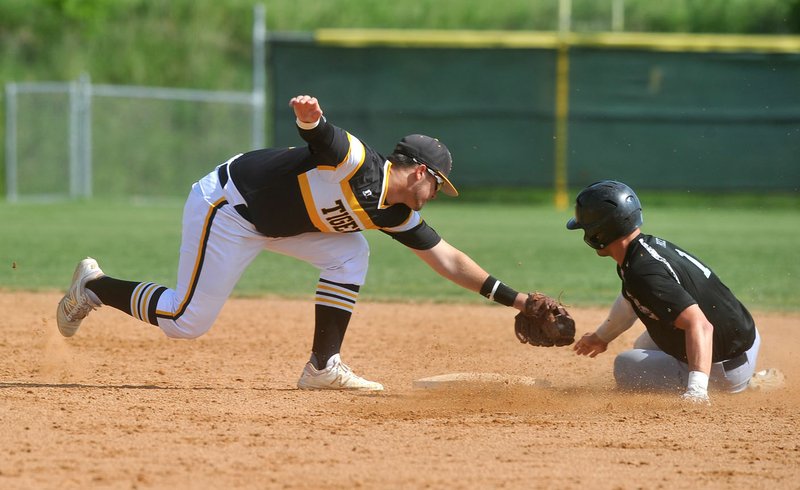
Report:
686,370,709,394
296,117,321,130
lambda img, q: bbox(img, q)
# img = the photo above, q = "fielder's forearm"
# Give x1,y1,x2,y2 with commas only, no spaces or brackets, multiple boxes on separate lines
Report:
413,240,522,308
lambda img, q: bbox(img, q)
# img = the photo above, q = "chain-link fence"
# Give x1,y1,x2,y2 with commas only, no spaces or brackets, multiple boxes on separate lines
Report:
4,5,267,202
5,75,263,202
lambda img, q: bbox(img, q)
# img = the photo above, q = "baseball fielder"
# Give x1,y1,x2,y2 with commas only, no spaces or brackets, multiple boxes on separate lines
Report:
568,181,760,403
56,95,565,391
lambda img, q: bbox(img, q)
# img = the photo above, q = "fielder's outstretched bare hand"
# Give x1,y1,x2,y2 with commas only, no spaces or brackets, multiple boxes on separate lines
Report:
290,95,323,124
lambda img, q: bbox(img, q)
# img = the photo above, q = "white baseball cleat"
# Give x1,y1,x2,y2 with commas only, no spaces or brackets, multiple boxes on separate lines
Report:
297,354,384,391
56,257,104,337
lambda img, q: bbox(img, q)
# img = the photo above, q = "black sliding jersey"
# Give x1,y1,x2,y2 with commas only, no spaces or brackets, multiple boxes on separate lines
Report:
618,234,755,363
226,117,441,250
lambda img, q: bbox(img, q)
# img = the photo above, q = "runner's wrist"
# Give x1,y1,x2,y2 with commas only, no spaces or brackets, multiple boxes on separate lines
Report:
686,370,709,394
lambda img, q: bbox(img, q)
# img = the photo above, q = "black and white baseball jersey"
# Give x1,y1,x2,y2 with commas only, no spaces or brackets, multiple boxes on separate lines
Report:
225,117,441,250
618,234,756,363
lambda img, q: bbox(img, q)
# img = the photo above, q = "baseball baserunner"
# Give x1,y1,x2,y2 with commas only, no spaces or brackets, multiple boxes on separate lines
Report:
57,94,565,391
568,180,761,404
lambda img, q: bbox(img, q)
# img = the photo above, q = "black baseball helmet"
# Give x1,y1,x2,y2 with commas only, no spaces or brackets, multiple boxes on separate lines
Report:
566,180,643,249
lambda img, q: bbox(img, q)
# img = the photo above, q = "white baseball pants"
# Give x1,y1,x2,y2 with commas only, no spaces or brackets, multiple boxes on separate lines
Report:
152,166,369,339
613,328,761,393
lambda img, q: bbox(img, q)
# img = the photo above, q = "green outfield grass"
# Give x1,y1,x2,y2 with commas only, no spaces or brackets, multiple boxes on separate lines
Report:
1,195,798,311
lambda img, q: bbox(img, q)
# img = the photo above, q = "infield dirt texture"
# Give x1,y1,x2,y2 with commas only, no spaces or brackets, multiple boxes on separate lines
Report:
1,292,798,489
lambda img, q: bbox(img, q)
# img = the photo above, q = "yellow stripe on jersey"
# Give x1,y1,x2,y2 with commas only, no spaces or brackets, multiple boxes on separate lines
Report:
378,161,393,209
316,132,362,173
339,145,375,229
342,134,367,180
298,172,332,232
316,138,350,172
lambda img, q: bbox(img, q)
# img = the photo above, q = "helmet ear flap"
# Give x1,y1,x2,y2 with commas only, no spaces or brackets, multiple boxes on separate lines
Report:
583,232,605,250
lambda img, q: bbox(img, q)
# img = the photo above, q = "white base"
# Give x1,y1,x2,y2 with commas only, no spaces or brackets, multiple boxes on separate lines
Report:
412,372,548,390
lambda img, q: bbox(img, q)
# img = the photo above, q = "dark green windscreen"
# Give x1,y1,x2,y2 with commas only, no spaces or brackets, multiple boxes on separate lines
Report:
269,40,799,191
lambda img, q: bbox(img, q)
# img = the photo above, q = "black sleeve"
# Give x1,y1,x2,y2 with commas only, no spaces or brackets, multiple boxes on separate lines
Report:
297,117,351,167
626,268,697,324
381,221,442,250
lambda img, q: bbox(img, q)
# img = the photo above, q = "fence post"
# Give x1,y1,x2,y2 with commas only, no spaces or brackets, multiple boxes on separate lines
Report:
252,3,267,150
612,0,625,31
554,0,572,210
79,73,93,198
69,79,81,198
558,0,572,34
5,83,18,202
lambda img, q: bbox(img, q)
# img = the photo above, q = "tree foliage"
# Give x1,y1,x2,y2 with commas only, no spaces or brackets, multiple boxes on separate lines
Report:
1,0,798,88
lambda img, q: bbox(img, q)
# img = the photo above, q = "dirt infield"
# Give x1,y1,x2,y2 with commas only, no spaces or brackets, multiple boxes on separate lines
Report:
1,291,798,489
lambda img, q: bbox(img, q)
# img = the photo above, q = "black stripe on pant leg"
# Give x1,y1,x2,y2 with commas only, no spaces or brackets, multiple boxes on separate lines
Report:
157,198,227,321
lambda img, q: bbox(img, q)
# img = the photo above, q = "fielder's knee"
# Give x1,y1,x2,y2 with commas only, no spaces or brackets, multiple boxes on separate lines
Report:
156,306,218,339
154,289,225,339
322,236,370,286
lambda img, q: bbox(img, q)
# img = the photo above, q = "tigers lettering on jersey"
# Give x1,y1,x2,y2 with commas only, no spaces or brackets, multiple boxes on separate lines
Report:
296,131,369,233
322,199,359,233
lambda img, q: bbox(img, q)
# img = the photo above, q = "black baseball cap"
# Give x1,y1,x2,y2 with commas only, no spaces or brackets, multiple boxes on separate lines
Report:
394,134,458,196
